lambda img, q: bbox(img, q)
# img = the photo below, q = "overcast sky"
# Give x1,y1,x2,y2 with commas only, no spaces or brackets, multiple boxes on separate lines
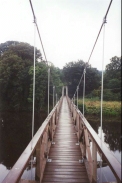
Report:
0,0,121,70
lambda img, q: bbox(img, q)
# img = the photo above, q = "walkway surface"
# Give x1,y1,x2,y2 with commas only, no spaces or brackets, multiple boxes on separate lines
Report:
42,97,89,183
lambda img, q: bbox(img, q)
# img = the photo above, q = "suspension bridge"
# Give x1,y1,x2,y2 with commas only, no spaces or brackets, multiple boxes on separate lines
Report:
2,87,121,183
1,0,121,182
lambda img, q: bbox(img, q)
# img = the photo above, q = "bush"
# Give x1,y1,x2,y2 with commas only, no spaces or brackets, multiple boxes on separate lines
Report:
78,98,121,116
78,103,87,113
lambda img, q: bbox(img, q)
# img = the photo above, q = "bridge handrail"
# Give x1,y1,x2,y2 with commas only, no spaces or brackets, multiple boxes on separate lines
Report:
79,109,121,182
2,96,63,183
66,96,121,183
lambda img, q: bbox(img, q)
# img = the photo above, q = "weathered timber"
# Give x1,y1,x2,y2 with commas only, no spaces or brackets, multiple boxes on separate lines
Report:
2,97,63,183
2,91,121,183
66,96,121,183
42,97,90,183
20,180,39,183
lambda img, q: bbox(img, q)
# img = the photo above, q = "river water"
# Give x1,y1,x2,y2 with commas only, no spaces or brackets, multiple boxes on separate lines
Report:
0,112,121,182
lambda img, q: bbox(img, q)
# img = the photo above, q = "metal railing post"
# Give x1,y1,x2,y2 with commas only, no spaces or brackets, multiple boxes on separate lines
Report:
48,68,50,115
74,94,75,105
83,69,86,116
31,18,36,149
92,140,97,182
53,86,55,108
56,93,57,104
77,86,79,108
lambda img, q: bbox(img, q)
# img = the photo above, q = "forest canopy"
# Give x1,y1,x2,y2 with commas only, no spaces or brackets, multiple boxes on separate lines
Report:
0,41,63,111
0,41,121,112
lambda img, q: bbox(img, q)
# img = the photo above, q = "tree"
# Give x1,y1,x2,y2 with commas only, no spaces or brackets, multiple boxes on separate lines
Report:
0,41,64,111
62,60,101,98
50,66,63,98
0,41,42,111
103,56,121,101
0,54,26,110
0,41,19,56
28,62,48,111
105,56,121,79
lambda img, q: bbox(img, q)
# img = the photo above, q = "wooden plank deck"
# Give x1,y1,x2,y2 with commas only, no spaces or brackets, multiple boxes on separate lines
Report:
42,97,90,183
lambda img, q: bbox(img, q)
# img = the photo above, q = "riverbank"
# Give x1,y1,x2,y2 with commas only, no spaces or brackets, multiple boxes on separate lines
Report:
78,98,121,119
84,114,121,123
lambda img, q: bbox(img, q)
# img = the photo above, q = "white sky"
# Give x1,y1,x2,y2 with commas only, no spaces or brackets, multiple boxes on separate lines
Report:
0,0,121,70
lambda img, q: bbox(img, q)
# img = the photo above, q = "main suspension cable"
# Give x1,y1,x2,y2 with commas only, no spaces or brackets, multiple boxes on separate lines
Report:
29,0,52,118
72,0,113,99
100,16,106,183
29,0,48,63
31,20,36,148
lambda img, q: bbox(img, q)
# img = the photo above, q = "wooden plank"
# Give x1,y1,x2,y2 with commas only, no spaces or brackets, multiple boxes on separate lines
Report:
51,144,79,147
44,171,88,175
21,180,39,183
53,139,77,141
43,174,88,178
47,160,82,166
50,148,80,151
2,99,63,183
44,168,86,172
51,141,77,143
42,177,89,182
42,182,88,183
55,133,76,134
48,157,82,160
42,181,89,183
50,149,81,152
49,152,82,155
48,156,82,158
53,135,77,138
42,97,89,183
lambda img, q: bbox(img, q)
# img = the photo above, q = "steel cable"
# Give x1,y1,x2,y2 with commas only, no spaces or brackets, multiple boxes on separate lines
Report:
72,0,113,99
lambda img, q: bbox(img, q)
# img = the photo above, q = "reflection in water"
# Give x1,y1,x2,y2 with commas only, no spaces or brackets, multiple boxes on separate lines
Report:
97,166,117,183
97,125,121,164
21,167,35,180
88,119,121,157
88,118,121,182
0,164,9,182
0,113,121,182
0,112,46,182
103,122,121,152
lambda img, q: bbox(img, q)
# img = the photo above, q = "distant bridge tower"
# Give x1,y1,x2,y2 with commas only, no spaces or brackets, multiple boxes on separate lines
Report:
62,86,68,97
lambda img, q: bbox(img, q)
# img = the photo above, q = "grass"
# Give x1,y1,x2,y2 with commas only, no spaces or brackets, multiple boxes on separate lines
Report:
78,98,121,117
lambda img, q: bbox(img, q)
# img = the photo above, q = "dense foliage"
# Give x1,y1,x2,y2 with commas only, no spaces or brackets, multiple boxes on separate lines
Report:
0,41,63,111
90,56,121,101
62,60,101,98
0,41,121,112
78,98,121,117
103,56,121,101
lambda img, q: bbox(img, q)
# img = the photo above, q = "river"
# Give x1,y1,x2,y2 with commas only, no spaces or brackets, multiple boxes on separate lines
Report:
0,112,121,182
